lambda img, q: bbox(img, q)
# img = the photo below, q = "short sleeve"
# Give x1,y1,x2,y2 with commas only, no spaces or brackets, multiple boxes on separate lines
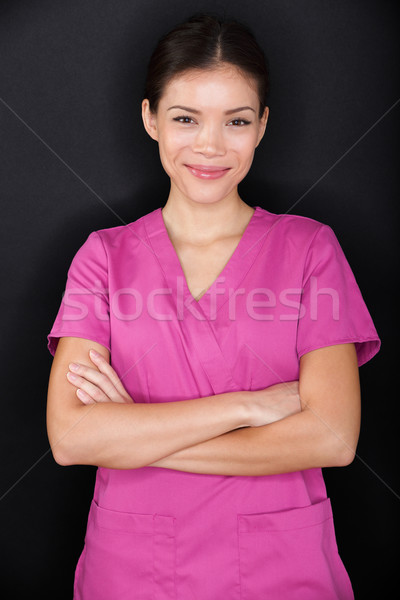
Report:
296,224,381,367
47,231,110,356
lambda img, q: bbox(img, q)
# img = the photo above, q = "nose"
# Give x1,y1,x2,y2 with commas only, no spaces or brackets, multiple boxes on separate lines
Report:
192,123,226,156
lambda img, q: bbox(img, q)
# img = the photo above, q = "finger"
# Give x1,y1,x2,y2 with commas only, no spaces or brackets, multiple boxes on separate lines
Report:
68,363,130,404
66,371,110,403
76,388,96,405
68,362,124,403
88,350,130,397
89,350,132,402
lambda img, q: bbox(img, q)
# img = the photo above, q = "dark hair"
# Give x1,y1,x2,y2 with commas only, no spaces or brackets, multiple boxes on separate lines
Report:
143,12,270,119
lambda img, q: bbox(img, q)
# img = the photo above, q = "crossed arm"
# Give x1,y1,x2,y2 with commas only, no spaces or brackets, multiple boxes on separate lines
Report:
46,337,361,476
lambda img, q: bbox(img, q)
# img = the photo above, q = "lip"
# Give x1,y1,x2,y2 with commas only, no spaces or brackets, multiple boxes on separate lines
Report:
185,164,231,180
185,164,230,172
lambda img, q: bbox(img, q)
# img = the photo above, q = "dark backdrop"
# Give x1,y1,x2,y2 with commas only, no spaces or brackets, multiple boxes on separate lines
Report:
1,1,398,597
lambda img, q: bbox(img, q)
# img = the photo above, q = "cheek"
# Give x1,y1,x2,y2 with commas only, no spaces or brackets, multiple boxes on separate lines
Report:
158,139,186,176
231,138,258,167
228,129,259,152
158,127,258,167
160,130,192,159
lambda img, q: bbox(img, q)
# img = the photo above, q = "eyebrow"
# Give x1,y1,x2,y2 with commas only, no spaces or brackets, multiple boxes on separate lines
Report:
167,105,256,115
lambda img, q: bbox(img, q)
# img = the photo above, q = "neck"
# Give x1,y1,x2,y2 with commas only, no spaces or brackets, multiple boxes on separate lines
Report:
161,193,254,246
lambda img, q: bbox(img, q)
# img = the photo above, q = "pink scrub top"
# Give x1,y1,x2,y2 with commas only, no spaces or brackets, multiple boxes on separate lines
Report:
47,205,380,600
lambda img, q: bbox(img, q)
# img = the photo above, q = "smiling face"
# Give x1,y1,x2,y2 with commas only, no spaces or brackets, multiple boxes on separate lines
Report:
142,64,269,208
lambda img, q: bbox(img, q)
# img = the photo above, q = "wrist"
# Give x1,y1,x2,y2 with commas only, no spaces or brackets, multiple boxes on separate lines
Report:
231,390,253,429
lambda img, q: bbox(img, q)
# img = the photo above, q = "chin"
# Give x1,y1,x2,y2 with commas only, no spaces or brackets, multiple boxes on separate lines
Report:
183,183,236,202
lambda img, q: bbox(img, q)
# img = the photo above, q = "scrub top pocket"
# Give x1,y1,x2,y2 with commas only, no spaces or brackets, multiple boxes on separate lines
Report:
74,500,176,600
237,498,354,600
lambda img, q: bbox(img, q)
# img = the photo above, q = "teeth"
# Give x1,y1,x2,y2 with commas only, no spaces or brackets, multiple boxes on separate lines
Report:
189,166,227,172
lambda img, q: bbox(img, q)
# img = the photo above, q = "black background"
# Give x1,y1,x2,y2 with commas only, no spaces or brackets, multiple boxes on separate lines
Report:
0,1,398,597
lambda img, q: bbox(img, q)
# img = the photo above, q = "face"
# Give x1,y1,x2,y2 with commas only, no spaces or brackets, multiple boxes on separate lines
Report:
142,65,269,207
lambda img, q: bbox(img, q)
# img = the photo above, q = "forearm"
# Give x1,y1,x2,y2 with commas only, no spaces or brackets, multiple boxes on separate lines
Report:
150,344,362,476
149,408,354,476
49,391,248,469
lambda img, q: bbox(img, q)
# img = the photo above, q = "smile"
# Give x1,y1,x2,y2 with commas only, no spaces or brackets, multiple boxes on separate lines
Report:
185,165,231,180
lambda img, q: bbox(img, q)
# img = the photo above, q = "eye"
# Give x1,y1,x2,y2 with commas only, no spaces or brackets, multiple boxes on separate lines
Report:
173,115,195,124
229,118,251,127
172,115,251,127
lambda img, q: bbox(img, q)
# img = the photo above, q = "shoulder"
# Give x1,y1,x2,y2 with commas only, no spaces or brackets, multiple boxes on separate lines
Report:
95,209,157,245
77,209,160,259
67,209,158,272
255,206,335,249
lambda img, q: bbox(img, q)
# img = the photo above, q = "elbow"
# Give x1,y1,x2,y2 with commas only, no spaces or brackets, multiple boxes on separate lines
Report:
333,447,356,467
308,412,359,468
47,420,85,467
334,425,359,467
47,422,69,466
52,449,72,467
48,436,79,467
314,410,360,468
47,406,92,467
326,436,358,468
55,445,83,467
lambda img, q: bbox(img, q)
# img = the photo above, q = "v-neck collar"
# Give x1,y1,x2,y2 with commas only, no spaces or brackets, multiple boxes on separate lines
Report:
143,205,269,320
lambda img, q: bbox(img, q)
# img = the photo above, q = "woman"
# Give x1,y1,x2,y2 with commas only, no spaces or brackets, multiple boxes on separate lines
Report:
46,13,380,599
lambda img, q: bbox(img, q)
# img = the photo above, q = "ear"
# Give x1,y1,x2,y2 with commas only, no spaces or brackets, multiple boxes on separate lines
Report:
141,99,159,142
255,106,269,148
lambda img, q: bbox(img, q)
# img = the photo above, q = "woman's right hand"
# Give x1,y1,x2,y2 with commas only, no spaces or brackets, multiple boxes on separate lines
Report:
244,381,301,427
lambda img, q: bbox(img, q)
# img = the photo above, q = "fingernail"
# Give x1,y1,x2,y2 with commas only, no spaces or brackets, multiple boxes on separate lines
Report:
69,362,79,371
89,350,100,359
67,372,77,381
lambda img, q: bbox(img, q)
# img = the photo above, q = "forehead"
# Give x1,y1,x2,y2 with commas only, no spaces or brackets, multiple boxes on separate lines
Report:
160,66,258,106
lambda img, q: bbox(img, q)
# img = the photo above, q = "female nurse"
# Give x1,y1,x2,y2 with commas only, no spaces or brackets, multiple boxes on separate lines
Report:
46,12,380,600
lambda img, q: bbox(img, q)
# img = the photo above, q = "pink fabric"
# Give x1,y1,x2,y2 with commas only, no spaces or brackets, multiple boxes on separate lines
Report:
48,206,380,599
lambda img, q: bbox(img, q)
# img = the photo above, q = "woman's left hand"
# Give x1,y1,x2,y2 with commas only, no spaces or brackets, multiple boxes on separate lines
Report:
66,349,133,405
